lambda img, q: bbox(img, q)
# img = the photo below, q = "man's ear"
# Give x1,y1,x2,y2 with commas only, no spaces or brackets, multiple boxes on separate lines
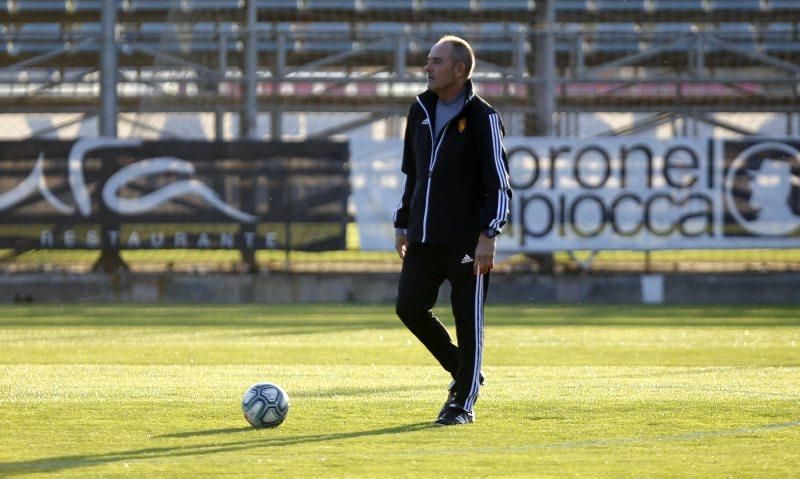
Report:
455,62,467,78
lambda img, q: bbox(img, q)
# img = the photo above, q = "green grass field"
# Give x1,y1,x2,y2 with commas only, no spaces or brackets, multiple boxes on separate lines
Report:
3,248,799,274
1,304,799,477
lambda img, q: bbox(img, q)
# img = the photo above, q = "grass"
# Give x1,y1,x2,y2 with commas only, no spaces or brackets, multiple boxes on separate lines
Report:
0,249,400,273
2,248,800,274
1,304,799,477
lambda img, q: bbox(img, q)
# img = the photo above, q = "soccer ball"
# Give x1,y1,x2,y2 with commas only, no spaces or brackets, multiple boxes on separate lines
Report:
242,382,290,428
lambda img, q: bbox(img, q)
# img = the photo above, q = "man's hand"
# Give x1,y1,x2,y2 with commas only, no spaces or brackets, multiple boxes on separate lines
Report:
474,234,495,275
395,234,409,260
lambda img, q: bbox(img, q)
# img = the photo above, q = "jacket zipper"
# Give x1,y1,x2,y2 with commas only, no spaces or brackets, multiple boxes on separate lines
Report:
415,94,471,243
416,97,446,243
422,130,448,243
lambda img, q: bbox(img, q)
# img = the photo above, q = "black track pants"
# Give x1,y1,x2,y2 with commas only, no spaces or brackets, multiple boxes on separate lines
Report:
395,241,489,413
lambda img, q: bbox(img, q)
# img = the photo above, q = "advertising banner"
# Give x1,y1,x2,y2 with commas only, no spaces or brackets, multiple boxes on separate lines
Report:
0,138,350,250
351,137,800,252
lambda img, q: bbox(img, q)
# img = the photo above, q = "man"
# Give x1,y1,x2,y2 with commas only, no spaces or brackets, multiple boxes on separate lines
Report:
393,36,512,426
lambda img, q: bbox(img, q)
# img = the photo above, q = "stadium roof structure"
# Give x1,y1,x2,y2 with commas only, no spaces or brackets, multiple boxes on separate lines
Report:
0,0,798,138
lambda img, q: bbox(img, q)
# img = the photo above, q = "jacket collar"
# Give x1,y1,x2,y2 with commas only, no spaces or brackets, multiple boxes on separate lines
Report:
417,78,476,113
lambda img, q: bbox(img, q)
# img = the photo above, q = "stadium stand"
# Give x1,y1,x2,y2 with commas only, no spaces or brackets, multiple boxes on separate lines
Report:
1,5,797,112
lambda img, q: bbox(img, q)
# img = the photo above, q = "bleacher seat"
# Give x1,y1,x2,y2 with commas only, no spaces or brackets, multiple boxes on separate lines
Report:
190,0,248,8
648,22,696,33
128,0,237,11
419,0,472,11
13,23,61,54
129,22,181,52
768,0,800,8
304,0,358,10
362,23,409,35
189,22,229,52
68,1,104,13
595,0,646,11
708,0,762,11
586,23,640,54
477,1,534,11
6,1,70,14
359,0,416,11
64,22,101,40
650,1,705,12
716,23,757,50
290,23,355,54
255,0,299,8
556,1,589,12
761,22,800,54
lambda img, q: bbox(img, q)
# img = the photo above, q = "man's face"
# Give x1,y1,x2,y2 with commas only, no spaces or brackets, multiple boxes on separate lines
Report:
424,42,462,95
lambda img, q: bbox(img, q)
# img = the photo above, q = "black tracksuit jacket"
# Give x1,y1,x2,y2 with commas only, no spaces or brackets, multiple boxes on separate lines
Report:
393,80,512,249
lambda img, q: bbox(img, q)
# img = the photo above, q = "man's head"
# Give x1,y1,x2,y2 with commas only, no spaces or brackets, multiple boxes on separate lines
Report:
424,36,475,100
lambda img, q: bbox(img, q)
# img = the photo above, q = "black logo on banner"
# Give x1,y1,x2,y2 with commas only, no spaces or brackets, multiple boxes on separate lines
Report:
723,140,800,237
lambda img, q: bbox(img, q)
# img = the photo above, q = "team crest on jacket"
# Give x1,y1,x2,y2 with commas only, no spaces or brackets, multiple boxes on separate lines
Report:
458,118,467,133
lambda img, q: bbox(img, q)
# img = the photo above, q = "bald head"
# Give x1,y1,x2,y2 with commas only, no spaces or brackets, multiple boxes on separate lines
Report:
424,36,475,101
437,35,475,79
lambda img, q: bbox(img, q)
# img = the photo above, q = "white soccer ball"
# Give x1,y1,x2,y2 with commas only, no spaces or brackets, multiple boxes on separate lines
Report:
242,382,290,428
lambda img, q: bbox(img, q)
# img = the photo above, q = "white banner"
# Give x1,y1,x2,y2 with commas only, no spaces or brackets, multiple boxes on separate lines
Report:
351,137,800,252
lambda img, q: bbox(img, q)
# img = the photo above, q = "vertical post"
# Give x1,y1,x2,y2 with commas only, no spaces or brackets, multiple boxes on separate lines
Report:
275,28,287,266
272,29,286,141
215,107,224,141
216,23,228,141
572,113,577,136
391,33,408,143
239,0,260,272
100,0,117,137
528,0,555,137
283,159,292,271
395,33,407,80
92,0,128,273
513,29,526,98
573,111,580,137
694,32,705,77
241,0,257,139
573,32,584,77
525,0,556,272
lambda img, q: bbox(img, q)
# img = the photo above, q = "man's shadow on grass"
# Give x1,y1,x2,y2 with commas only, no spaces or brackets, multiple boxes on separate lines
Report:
0,422,435,476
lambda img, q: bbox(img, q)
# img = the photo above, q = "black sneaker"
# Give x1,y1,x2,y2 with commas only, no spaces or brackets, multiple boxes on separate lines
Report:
434,407,475,426
436,371,485,418
437,389,457,419
438,373,486,419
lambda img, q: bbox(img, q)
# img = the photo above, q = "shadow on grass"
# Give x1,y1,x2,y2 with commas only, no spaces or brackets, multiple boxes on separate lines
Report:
156,426,254,438
290,383,427,399
0,422,436,476
480,419,800,453
153,426,253,438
